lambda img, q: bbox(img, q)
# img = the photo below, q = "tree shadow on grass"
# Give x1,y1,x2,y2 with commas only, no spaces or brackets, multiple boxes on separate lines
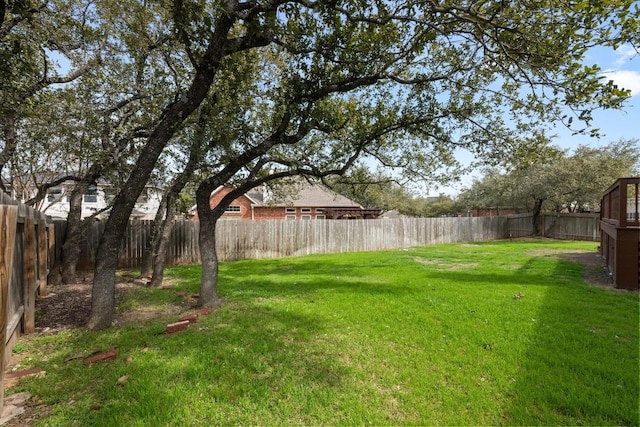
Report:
36,303,355,425
33,249,636,425
500,254,639,425
217,258,420,300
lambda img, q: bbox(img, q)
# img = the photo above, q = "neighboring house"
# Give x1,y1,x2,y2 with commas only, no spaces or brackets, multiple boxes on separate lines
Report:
190,181,382,221
42,181,163,220
7,177,162,220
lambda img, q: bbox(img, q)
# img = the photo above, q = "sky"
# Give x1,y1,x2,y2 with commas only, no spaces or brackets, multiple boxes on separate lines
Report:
432,43,640,197
556,44,640,148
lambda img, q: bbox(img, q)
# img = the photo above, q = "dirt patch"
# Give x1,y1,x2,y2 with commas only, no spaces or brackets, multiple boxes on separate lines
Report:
527,247,615,288
558,252,614,288
33,273,185,332
34,282,92,332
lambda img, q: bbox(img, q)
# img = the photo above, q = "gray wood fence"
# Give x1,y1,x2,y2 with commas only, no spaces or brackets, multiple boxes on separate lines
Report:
61,212,599,270
505,213,600,241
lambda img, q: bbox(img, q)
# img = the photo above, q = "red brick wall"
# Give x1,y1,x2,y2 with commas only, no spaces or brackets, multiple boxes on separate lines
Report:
191,187,254,220
254,207,286,220
191,187,331,220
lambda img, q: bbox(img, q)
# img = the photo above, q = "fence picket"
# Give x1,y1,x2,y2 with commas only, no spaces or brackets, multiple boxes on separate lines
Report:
22,215,36,334
0,205,18,410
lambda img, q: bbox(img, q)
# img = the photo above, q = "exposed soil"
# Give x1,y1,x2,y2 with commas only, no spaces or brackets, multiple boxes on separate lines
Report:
557,251,614,288
33,274,94,332
33,272,156,333
2,273,185,426
527,247,615,288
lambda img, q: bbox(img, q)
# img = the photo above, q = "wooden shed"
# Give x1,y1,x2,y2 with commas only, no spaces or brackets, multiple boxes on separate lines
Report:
599,177,639,290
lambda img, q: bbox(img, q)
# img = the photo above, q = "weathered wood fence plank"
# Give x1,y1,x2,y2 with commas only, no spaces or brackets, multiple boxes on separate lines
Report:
0,205,18,410
38,219,48,297
0,191,53,413
22,215,36,334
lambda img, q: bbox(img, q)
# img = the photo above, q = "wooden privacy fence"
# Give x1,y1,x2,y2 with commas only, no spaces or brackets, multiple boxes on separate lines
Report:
506,212,600,241
64,212,599,270
63,216,508,268
0,190,53,411
216,216,513,260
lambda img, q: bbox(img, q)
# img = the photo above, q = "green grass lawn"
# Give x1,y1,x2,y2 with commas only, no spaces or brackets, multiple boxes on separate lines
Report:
10,240,639,426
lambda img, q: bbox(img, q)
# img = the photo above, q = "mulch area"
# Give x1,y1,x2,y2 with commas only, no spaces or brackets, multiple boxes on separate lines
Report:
33,273,149,332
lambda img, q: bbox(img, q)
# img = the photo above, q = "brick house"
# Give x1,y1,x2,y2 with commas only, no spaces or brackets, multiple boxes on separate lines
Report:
190,181,382,221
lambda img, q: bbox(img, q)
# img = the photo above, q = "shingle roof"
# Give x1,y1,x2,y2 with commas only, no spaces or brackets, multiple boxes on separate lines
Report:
259,181,362,208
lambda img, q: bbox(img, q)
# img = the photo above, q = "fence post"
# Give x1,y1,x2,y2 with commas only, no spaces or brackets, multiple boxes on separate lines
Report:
38,218,48,297
23,214,36,334
0,205,18,412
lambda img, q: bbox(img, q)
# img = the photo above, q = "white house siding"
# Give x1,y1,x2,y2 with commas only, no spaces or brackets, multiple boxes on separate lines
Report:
41,184,162,220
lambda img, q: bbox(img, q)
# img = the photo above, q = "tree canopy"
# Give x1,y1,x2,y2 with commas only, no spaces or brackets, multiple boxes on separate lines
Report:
457,138,640,232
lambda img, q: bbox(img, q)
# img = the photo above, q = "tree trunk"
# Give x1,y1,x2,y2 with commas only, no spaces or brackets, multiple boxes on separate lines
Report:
88,186,137,330
197,211,222,307
139,195,168,279
148,136,201,285
89,102,210,328
88,15,238,329
532,198,544,236
60,184,88,284
0,115,17,192
149,200,176,287
88,230,120,329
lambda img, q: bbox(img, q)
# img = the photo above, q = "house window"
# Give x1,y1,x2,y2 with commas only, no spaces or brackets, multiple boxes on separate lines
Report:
301,215,311,220
315,215,326,220
285,207,296,213
226,205,241,212
315,208,324,213
285,215,296,220
47,187,63,203
301,208,311,213
83,187,98,203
